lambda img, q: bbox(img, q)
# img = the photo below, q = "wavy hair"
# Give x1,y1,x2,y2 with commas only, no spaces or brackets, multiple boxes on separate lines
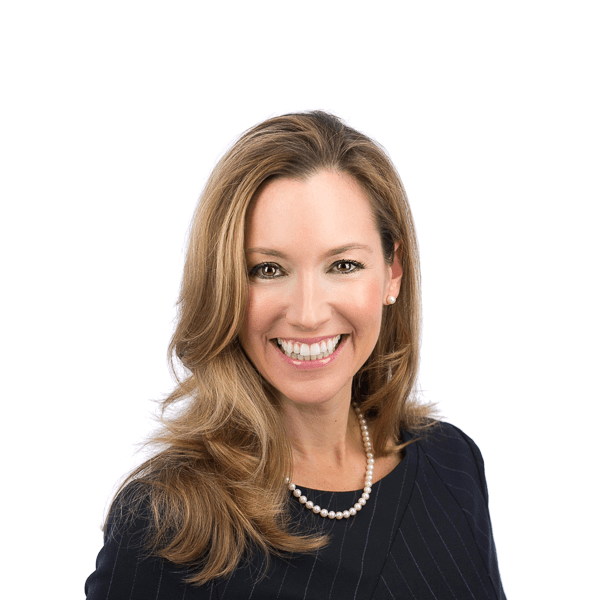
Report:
107,111,435,585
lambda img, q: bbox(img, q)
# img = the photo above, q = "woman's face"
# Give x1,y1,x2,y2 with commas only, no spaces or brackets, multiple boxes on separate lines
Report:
239,170,402,410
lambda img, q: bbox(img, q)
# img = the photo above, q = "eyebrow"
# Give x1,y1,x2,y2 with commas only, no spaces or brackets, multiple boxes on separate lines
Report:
245,244,374,259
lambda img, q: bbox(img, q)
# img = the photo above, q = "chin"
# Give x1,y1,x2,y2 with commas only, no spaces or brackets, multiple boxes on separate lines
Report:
271,378,353,410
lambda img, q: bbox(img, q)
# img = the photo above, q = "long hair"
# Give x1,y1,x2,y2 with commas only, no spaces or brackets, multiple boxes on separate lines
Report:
107,111,435,585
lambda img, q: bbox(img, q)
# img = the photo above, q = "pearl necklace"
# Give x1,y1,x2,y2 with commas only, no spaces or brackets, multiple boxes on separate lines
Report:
286,403,374,519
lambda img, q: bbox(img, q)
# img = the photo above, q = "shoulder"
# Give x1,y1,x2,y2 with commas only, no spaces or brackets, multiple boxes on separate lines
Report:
405,421,489,504
399,423,505,598
86,481,166,599
103,479,155,548
409,420,485,461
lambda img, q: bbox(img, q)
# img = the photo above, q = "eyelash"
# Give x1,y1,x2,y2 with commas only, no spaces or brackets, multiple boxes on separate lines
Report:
248,260,366,280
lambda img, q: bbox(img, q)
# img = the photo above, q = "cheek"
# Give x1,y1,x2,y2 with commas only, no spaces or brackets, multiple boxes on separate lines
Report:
242,287,282,340
339,280,385,331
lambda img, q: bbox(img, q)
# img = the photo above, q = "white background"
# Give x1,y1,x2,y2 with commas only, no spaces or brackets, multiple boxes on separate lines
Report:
1,1,598,598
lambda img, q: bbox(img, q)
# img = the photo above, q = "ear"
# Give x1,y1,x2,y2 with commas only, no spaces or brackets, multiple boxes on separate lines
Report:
387,241,403,301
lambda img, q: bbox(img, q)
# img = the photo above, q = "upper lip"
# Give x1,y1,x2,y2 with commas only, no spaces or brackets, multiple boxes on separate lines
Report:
272,334,346,344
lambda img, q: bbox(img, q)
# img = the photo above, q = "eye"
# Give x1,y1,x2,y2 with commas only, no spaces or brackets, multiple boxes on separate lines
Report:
248,262,284,279
331,260,365,274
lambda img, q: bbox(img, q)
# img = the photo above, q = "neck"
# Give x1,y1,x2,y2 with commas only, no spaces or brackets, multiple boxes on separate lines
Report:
282,398,367,492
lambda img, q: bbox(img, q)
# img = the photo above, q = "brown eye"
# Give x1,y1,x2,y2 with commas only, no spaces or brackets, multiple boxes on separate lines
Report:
249,262,283,279
261,265,278,277
332,260,365,274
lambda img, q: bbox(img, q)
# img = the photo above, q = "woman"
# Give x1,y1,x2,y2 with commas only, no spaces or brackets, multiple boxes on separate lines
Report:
86,111,505,599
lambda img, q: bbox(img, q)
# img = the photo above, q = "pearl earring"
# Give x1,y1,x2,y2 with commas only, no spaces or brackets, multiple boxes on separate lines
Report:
386,295,396,305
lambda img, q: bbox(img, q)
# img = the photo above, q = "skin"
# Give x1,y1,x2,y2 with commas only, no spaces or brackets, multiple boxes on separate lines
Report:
239,170,403,491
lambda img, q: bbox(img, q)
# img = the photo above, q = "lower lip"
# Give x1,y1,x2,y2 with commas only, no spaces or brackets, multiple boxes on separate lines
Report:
273,336,348,370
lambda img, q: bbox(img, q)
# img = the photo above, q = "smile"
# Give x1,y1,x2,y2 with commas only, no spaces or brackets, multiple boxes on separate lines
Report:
275,335,343,361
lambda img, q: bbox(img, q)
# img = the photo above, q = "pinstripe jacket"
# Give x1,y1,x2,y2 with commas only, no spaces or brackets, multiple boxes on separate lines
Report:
86,422,505,599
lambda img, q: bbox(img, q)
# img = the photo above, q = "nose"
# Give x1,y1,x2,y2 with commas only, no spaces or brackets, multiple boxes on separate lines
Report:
285,272,332,331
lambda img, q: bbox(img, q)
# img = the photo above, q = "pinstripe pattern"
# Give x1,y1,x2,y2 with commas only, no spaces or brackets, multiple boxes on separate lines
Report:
353,480,382,598
276,558,292,598
414,481,482,599
327,514,349,598
419,471,491,598
85,422,505,599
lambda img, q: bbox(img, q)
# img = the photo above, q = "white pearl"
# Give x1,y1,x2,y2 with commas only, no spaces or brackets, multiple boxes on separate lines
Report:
286,407,374,520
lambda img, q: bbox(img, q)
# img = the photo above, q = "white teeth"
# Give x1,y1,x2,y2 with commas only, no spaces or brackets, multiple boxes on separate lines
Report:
276,335,344,361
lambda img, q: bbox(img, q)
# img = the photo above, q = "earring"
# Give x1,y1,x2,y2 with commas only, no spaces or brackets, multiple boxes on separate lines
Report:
386,295,396,305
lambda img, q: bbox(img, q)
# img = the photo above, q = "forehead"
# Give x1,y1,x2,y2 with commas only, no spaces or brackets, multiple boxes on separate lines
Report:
244,171,380,249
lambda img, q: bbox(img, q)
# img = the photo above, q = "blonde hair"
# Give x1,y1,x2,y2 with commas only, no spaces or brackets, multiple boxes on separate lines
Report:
108,111,435,584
